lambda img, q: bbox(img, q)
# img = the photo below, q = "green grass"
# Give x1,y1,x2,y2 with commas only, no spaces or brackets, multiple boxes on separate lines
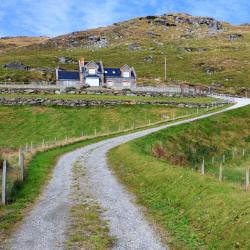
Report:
0,105,190,151
133,105,250,185
66,161,114,249
0,93,217,104
108,105,250,249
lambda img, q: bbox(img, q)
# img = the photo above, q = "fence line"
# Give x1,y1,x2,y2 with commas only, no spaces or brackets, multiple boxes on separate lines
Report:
0,104,226,205
194,146,250,189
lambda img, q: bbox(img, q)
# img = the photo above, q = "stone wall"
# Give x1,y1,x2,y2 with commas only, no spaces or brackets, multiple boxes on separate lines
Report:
0,97,229,108
0,86,207,97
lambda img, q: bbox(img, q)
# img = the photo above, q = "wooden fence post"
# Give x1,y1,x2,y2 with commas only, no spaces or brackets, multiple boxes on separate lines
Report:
201,158,205,175
232,150,235,159
242,148,245,157
245,168,249,191
2,160,7,205
219,163,223,182
148,119,151,125
25,142,28,153
94,128,97,136
19,151,24,182
222,154,225,163
30,141,33,152
42,139,45,148
212,156,215,165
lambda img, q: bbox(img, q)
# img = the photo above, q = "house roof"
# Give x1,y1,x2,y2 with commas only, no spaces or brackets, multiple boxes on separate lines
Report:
58,70,80,81
104,68,121,77
120,64,131,72
85,61,99,69
104,67,136,78
82,61,104,73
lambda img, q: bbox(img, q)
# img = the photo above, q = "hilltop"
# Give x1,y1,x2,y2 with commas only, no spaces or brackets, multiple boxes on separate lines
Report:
0,13,250,93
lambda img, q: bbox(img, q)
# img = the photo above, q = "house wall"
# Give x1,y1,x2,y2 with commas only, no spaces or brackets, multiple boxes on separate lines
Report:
105,78,136,89
57,80,81,87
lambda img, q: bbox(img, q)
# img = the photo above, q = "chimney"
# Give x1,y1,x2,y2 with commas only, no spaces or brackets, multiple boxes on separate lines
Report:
79,58,85,84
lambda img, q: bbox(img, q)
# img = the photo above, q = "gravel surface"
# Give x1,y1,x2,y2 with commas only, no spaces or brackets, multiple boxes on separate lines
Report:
9,97,250,250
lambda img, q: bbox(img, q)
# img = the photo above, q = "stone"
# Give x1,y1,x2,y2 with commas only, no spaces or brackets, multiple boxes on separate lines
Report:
128,43,142,51
228,33,243,41
144,56,153,62
3,61,31,70
58,56,77,64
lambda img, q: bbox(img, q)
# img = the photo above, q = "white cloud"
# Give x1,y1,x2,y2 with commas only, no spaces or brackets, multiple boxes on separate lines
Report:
0,0,250,36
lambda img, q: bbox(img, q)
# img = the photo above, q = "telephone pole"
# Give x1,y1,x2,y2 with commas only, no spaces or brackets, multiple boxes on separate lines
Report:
164,56,167,81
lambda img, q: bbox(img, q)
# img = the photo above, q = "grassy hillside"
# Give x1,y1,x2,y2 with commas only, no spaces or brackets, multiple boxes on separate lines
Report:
0,13,250,92
108,105,250,249
0,36,48,52
134,105,250,184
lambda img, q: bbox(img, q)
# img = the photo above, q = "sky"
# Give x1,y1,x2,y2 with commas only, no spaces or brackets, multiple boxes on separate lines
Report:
0,0,250,37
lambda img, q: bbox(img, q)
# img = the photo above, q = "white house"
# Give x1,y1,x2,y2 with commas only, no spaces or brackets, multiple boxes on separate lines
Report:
56,58,137,88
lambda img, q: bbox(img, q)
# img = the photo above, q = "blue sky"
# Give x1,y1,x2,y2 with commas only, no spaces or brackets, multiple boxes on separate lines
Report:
0,0,250,37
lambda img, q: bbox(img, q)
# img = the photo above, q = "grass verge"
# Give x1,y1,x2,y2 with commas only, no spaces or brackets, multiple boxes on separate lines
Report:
66,161,114,250
108,106,250,250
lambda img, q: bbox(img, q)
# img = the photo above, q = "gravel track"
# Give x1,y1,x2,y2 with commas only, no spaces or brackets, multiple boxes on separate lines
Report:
9,97,250,250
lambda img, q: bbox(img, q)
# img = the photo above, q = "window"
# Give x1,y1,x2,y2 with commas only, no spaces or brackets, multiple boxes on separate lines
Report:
112,71,116,74
122,71,130,78
89,69,96,75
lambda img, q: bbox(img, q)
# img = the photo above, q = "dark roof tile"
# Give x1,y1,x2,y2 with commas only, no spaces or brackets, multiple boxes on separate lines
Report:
58,71,80,80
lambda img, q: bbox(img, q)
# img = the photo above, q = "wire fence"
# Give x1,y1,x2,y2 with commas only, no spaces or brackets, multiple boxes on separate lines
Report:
0,105,223,205
192,146,250,190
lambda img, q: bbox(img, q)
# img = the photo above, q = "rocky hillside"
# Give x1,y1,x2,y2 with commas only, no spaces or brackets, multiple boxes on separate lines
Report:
37,13,233,49
0,13,250,93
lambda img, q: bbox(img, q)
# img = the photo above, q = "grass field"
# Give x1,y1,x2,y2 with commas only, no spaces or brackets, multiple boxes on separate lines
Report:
0,105,193,152
0,93,217,104
108,105,250,249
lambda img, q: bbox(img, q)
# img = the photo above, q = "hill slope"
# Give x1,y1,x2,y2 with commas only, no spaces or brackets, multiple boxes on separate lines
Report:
0,13,250,92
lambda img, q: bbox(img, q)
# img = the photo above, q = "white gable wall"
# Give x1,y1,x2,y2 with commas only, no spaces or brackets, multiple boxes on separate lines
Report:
122,71,130,78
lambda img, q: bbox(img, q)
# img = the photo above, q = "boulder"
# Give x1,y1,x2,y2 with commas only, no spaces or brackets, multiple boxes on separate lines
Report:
144,56,153,62
58,56,77,64
128,43,142,51
228,33,243,41
3,61,31,70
